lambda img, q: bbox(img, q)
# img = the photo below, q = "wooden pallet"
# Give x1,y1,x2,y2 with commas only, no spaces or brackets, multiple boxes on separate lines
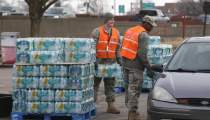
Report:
11,109,96,120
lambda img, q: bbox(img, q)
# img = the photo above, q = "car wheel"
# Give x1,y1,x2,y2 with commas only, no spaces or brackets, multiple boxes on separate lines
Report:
147,113,160,120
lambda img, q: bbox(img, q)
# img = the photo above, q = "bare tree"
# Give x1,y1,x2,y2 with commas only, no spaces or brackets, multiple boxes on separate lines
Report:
177,0,203,16
83,0,104,15
25,0,58,37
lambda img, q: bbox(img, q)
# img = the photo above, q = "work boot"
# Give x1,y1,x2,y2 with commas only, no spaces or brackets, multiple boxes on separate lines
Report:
106,102,120,114
128,111,142,120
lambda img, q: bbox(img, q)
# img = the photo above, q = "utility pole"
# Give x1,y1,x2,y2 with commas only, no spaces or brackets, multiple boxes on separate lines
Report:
86,0,90,14
114,0,116,15
203,1,210,36
140,0,143,10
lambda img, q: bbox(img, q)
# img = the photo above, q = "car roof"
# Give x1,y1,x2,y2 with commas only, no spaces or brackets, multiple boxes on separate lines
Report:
185,36,210,43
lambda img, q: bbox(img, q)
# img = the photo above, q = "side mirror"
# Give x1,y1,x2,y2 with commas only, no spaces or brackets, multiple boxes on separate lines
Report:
151,64,163,72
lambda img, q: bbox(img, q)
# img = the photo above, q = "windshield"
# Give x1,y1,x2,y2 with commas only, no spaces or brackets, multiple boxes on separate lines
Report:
166,42,210,72
139,10,157,16
46,8,63,15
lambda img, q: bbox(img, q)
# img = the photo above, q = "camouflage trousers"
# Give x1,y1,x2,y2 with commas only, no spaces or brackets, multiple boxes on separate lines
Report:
123,68,144,112
94,77,116,103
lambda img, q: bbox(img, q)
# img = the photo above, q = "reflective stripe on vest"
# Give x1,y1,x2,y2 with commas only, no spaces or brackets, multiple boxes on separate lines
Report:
120,25,146,60
96,26,120,59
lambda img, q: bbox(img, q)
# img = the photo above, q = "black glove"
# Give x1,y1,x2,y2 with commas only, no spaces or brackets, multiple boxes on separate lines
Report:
116,58,122,66
146,69,155,79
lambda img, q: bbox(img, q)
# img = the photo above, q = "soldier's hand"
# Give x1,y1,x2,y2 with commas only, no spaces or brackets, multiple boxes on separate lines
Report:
147,70,155,79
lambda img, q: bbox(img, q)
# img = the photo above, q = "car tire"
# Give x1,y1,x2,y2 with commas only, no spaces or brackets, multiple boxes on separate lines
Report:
147,113,160,120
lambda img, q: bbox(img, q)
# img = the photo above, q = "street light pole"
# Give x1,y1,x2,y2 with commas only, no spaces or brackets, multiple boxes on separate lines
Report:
203,11,207,36
140,0,143,10
114,0,116,15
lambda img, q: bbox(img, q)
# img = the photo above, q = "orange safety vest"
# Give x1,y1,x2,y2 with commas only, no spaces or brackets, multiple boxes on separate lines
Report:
120,25,146,60
96,26,120,59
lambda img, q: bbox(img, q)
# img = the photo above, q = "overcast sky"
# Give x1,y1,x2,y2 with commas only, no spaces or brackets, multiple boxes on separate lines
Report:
4,0,179,6
3,0,181,15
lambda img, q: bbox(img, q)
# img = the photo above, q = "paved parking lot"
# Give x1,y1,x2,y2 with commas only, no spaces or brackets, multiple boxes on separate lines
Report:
0,67,148,120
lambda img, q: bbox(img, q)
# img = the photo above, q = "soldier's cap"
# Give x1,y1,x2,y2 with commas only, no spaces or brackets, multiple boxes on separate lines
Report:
142,15,157,27
103,12,114,23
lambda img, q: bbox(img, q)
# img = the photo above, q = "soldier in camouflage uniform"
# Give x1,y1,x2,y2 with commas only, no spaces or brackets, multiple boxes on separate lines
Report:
91,12,121,114
120,16,156,120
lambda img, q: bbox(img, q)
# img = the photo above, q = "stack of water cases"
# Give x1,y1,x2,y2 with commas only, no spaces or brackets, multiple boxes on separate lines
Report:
13,38,96,116
142,36,173,90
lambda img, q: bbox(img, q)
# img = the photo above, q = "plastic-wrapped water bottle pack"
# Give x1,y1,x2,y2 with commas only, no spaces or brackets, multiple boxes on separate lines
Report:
148,44,173,57
14,64,94,77
148,36,161,45
16,38,96,64
142,36,173,90
96,63,122,78
54,99,94,114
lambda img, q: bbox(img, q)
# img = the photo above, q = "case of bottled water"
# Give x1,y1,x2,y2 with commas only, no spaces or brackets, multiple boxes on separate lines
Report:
65,51,93,63
39,90,54,102
148,36,161,45
68,64,91,77
68,76,93,90
27,89,41,101
30,51,63,64
12,89,27,102
68,89,94,102
40,65,62,77
12,101,26,112
14,65,39,77
16,38,34,52
16,52,30,63
25,77,39,89
148,44,173,57
39,77,60,89
96,63,122,78
34,38,63,51
64,38,92,51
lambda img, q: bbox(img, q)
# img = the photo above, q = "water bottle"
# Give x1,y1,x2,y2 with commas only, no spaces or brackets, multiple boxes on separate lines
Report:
55,102,68,113
53,77,61,89
40,90,54,102
27,102,40,113
13,100,27,113
13,77,25,89
55,90,69,101
40,65,48,76
40,102,54,113
60,65,68,76
39,77,50,89
25,77,39,89
27,89,40,101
